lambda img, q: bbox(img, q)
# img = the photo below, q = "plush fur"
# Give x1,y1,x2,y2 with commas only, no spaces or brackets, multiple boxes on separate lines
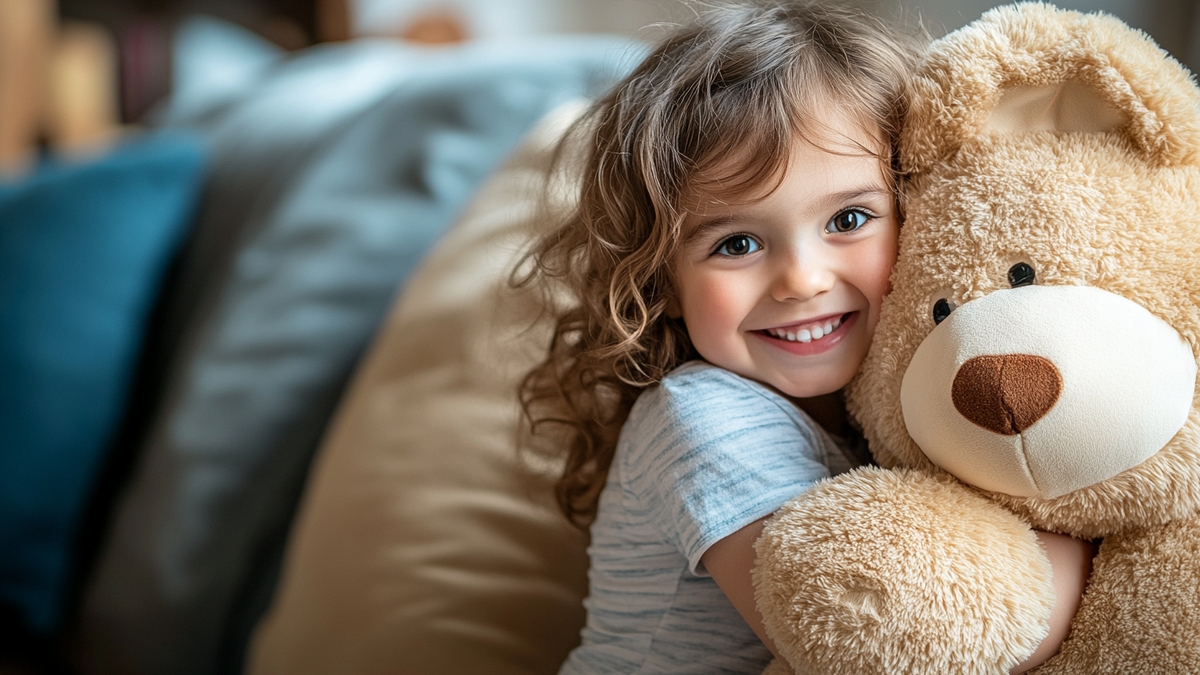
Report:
753,4,1200,674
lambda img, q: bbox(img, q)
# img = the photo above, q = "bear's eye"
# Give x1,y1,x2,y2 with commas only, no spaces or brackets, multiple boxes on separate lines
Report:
933,298,955,325
1008,262,1036,288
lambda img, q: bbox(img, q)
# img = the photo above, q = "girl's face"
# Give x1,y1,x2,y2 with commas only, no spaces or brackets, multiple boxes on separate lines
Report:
670,120,899,400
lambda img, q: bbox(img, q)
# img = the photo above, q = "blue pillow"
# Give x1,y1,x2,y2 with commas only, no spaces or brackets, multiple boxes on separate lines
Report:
0,134,206,635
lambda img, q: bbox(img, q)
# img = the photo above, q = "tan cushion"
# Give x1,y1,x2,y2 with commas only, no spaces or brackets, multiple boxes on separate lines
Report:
247,102,588,675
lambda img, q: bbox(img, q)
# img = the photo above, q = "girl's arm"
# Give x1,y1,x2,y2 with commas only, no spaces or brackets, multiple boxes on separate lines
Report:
701,516,788,664
1010,531,1096,674
703,520,1095,674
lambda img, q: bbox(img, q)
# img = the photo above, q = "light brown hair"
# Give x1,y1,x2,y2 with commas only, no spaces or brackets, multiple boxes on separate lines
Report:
517,0,919,528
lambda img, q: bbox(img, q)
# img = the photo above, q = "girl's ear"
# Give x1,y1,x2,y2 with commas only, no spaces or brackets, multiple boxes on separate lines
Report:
662,271,683,319
665,295,682,319
663,280,683,319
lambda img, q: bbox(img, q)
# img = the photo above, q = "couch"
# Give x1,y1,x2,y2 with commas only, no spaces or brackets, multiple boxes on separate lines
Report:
0,22,637,675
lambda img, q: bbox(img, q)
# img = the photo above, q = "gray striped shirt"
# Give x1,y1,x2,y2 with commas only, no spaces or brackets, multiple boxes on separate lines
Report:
558,361,861,674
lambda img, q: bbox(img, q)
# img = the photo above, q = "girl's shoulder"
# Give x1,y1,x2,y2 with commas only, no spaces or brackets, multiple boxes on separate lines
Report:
627,360,809,440
616,361,853,500
654,360,796,410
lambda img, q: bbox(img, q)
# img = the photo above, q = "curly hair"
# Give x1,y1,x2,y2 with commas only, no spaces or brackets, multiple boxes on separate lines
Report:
516,0,919,528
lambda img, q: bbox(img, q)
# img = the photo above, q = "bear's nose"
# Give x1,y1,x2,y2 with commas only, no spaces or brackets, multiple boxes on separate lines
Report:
951,355,1063,435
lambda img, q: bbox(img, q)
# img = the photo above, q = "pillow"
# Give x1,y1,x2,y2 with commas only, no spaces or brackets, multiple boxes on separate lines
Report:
247,101,589,675
0,134,206,636
74,38,635,675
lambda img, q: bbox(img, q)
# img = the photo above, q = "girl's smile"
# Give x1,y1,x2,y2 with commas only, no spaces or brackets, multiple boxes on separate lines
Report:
670,116,899,400
756,310,858,355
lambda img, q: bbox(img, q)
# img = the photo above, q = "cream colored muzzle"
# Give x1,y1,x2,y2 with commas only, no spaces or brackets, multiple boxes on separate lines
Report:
901,285,1197,499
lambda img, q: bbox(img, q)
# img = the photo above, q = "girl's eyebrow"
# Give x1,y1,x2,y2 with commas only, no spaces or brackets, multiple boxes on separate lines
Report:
802,185,893,218
682,215,740,243
822,186,892,206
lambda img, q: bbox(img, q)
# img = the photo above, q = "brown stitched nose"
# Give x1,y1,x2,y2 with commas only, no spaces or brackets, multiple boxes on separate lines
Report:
951,355,1063,435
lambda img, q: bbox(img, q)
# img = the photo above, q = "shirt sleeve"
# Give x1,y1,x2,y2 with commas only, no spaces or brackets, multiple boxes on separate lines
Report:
618,363,841,576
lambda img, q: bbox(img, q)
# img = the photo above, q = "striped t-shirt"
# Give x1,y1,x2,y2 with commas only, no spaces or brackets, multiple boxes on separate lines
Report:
558,361,861,675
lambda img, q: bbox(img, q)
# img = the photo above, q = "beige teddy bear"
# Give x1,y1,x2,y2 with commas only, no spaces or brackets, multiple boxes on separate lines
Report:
753,4,1200,674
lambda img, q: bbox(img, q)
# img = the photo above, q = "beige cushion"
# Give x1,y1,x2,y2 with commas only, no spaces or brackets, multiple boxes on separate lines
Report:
247,102,589,675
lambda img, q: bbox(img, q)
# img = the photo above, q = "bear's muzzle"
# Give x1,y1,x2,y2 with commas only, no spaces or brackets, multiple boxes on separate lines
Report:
900,285,1196,499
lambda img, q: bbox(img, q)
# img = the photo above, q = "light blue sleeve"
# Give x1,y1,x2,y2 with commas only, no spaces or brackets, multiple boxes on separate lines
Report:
619,362,842,575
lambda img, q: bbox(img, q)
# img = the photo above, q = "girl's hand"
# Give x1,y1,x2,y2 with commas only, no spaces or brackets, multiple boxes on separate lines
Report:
1010,531,1097,674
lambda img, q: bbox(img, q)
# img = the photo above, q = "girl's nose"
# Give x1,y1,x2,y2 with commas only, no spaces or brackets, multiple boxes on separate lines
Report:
770,257,835,302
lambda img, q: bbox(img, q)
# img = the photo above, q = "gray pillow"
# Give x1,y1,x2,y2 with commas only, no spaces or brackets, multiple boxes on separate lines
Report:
73,36,637,675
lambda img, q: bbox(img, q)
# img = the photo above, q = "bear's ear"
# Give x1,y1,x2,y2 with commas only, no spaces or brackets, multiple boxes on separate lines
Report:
901,2,1200,174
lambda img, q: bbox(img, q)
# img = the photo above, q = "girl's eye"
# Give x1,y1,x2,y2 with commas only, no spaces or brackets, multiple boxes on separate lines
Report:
827,209,872,233
714,234,761,257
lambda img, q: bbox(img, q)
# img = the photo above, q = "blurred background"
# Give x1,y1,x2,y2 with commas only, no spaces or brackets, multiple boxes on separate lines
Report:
7,0,1200,139
1,1,1198,675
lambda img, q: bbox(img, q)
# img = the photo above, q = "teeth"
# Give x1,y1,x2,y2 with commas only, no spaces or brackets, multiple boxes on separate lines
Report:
767,315,844,343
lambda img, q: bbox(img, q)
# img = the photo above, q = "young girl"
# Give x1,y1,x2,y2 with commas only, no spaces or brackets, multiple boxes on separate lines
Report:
519,2,1092,673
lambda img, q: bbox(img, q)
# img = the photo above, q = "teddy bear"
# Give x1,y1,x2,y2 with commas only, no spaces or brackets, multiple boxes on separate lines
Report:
752,4,1200,674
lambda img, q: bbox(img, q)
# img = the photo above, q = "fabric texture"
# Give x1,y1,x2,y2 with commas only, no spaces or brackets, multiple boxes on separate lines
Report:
247,101,592,675
758,5,1200,674
0,134,206,635
75,37,638,675
559,361,858,675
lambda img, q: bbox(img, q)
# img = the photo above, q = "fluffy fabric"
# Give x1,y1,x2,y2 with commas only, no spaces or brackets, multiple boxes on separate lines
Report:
754,4,1200,673
754,468,1052,674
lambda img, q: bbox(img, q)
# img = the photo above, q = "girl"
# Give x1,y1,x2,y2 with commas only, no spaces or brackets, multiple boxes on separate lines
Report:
518,2,1092,673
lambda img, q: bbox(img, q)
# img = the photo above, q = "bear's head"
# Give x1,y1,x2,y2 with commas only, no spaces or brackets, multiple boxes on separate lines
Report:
845,2,1200,538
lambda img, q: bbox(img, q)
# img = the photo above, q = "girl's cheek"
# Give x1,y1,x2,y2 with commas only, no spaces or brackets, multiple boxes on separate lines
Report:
690,276,755,332
865,232,900,297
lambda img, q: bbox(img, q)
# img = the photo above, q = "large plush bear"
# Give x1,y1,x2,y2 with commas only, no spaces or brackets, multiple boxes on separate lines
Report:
753,4,1200,674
